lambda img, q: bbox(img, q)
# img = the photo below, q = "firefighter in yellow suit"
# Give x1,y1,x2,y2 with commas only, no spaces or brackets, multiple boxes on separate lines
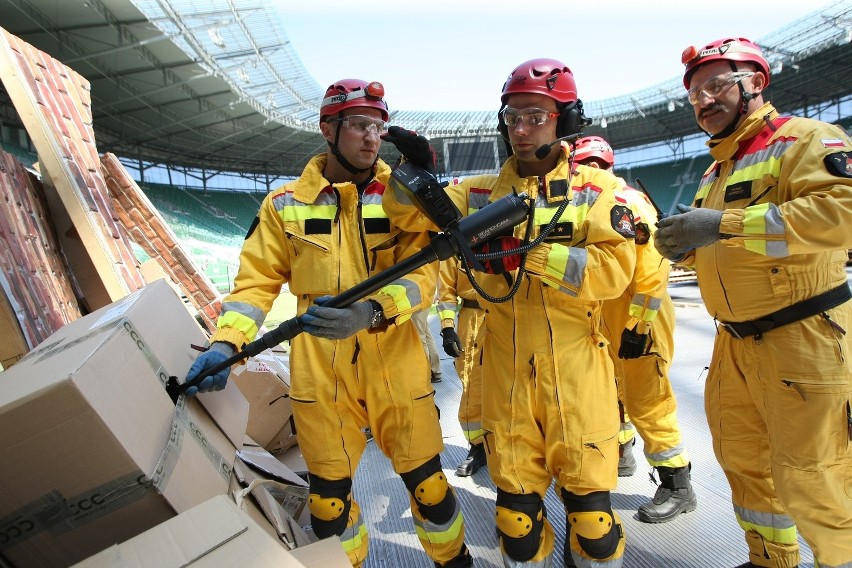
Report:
384,59,636,567
656,38,852,568
183,79,471,568
574,136,697,524
437,255,487,476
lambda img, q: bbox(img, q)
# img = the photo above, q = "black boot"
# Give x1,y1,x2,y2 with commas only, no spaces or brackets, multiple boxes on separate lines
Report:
435,544,473,567
617,438,637,477
637,465,697,523
455,443,487,477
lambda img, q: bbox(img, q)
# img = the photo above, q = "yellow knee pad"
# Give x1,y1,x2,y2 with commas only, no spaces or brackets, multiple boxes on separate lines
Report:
308,493,348,522
563,489,625,561
412,471,449,507
569,510,615,540
495,505,541,538
495,490,546,562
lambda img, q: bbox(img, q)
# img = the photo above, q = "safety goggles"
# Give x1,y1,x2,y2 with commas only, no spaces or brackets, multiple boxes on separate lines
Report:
501,106,560,128
329,114,389,134
687,71,754,105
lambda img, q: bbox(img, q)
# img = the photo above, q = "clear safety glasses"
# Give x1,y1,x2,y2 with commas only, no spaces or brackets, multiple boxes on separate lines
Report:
329,115,388,134
501,106,560,128
687,71,754,105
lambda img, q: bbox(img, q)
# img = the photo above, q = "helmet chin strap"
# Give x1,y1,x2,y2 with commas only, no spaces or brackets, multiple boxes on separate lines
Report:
328,121,374,175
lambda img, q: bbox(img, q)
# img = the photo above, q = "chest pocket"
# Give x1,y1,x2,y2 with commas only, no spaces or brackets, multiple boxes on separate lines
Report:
724,177,780,208
365,226,399,273
285,225,333,294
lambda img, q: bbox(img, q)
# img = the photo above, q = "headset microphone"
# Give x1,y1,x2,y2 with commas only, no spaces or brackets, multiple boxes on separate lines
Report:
534,133,581,160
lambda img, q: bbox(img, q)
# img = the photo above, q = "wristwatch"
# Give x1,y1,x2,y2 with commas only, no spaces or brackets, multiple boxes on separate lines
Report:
367,300,386,329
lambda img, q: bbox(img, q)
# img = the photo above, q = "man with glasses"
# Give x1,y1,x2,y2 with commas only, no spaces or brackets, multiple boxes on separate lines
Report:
183,78,473,568
655,37,852,568
384,58,637,567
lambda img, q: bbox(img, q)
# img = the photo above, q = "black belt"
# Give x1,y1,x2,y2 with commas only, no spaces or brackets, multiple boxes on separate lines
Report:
720,283,851,339
461,298,482,310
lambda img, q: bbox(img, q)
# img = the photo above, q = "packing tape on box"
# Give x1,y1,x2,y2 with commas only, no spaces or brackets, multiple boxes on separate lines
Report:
0,318,232,551
0,471,155,552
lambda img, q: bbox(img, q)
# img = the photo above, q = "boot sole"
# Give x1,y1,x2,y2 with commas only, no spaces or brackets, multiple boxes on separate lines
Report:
455,461,486,477
637,497,698,524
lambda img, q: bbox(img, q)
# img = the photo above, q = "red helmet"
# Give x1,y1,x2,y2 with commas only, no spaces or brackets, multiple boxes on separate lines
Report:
574,136,615,168
501,58,578,105
681,38,770,89
320,79,389,122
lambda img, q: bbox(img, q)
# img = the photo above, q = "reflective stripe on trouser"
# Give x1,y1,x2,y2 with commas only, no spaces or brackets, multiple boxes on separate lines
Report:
705,303,852,568
410,487,467,562
289,319,450,565
481,292,622,565
456,306,485,444
338,502,368,567
607,296,689,468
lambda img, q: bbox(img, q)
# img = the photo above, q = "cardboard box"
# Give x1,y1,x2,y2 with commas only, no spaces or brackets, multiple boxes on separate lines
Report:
231,443,312,549
0,279,249,567
231,351,298,453
71,495,306,568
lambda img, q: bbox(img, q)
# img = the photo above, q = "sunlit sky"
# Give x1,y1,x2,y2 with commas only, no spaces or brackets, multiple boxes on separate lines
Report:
275,0,840,112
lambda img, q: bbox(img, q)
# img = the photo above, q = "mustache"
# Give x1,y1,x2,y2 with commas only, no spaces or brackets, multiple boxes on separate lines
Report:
699,103,727,119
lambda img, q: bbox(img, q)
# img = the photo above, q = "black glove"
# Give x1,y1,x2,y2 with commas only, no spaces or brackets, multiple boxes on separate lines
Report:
381,125,437,173
474,236,523,274
440,326,462,357
618,326,649,359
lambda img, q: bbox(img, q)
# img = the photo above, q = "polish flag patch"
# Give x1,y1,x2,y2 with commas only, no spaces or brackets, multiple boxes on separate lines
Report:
821,138,847,148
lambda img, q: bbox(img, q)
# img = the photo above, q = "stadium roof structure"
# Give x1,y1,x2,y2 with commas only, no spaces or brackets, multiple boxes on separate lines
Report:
1,0,850,179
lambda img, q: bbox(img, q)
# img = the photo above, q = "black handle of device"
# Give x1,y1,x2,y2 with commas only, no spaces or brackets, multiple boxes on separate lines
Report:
166,191,530,403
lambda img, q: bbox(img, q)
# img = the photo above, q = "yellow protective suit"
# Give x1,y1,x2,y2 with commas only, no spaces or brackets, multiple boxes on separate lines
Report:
437,256,486,444
386,144,636,565
211,154,466,567
678,103,852,568
600,186,689,470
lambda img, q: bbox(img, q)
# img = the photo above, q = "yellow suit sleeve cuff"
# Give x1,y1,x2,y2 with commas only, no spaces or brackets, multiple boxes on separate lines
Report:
524,243,552,275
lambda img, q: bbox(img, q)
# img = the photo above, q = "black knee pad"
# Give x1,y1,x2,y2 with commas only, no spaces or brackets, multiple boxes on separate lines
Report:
561,488,622,560
495,489,545,562
400,454,455,525
308,475,352,539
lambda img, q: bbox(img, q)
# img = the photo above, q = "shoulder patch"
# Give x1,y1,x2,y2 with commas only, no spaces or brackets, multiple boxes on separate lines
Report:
610,205,635,239
824,152,852,178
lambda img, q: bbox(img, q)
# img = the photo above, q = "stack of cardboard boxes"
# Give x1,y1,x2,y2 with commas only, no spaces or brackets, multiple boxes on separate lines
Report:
0,280,345,568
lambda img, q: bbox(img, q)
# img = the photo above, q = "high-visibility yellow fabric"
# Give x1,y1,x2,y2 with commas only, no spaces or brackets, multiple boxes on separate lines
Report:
601,186,689,469
212,153,465,566
386,145,636,564
680,103,852,567
437,256,485,443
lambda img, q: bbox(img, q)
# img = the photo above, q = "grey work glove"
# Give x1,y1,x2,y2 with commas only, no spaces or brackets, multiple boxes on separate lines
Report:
184,341,236,397
440,326,463,358
300,297,376,340
654,203,723,261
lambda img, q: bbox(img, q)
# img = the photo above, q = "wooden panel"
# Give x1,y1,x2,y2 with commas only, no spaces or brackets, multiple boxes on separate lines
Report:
0,148,82,358
0,27,145,310
101,153,222,333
